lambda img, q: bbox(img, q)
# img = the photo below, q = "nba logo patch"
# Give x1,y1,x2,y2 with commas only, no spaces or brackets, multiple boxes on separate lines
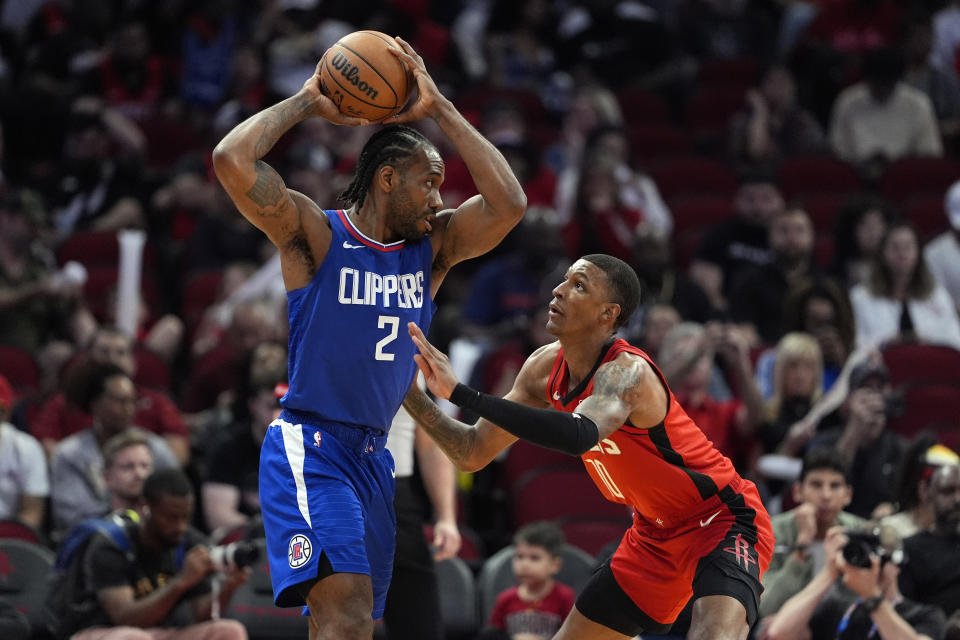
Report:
314,431,321,447
288,534,312,568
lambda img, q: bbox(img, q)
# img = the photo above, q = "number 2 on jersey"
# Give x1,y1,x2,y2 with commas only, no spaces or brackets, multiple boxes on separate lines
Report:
375,315,400,361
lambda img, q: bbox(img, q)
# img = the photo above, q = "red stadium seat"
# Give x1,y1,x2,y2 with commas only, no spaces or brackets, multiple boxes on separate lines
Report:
800,194,849,235
616,90,670,124
684,87,747,149
454,86,550,124
133,346,170,392
0,345,39,393
673,225,711,270
882,343,960,387
901,195,950,242
511,468,631,527
668,195,735,237
629,125,694,161
57,231,157,270
698,57,761,89
780,156,861,199
889,381,960,441
500,440,582,490
557,517,628,558
0,520,44,545
648,158,738,201
83,267,161,324
180,269,224,338
0,540,55,634
880,157,960,205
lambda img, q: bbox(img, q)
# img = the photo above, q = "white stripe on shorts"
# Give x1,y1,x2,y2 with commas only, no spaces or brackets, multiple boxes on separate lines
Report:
277,417,312,529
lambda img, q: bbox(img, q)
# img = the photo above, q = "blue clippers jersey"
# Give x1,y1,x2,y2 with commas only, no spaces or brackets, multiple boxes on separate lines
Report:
282,209,435,431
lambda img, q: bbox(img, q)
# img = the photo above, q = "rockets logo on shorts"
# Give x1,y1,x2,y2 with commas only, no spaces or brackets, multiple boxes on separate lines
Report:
288,534,313,568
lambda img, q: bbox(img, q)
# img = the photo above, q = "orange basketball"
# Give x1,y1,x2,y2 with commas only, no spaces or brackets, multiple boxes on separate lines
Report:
319,31,409,122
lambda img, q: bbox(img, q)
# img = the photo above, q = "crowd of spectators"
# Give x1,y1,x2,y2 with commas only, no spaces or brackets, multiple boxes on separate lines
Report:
2,1,960,639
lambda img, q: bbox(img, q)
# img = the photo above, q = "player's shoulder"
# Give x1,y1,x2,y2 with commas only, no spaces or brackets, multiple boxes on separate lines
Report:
524,341,561,371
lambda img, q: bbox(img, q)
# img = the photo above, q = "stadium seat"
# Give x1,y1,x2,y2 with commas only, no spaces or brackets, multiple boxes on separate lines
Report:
557,517,628,558
882,343,960,387
629,125,694,160
0,345,39,393
512,468,632,527
133,346,170,392
57,231,158,270
668,195,735,237
880,157,960,205
901,194,950,242
436,557,478,640
779,156,861,199
0,521,44,545
799,194,848,235
616,90,671,124
500,440,583,491
648,158,738,201
224,539,309,639
684,87,746,153
455,86,550,124
83,267,161,324
672,225,711,270
477,543,595,625
888,381,960,441
0,539,55,635
697,57,761,89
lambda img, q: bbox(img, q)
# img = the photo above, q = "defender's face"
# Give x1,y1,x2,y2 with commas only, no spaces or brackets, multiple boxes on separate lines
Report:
388,146,444,241
546,259,615,336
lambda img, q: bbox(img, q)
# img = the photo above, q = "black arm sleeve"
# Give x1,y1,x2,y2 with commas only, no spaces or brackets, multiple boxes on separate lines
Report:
449,383,600,456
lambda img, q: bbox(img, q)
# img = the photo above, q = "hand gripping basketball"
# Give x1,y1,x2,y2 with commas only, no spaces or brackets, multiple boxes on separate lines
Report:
304,59,370,127
387,37,445,123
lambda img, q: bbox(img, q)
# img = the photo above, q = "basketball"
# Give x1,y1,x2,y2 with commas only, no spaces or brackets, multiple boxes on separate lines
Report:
319,31,409,122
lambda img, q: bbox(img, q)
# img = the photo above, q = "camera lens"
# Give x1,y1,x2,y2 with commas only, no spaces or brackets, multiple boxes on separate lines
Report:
210,541,260,571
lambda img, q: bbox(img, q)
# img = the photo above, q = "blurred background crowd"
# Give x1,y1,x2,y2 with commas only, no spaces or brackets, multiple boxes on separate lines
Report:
2,0,960,638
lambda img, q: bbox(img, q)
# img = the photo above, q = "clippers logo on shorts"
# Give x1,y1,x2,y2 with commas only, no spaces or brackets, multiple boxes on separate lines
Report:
722,534,756,571
288,534,313,568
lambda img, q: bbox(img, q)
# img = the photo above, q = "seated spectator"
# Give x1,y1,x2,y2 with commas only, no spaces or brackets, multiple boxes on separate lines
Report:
850,221,960,351
102,430,154,515
903,19,960,145
0,374,48,531
829,47,942,179
829,194,897,290
50,361,177,536
766,525,945,640
658,322,764,463
759,332,823,457
627,303,681,363
689,168,783,312
728,64,826,165
729,206,818,346
883,437,959,539
32,326,189,463
809,361,905,519
202,362,284,534
478,522,575,640
58,469,249,640
899,464,960,621
924,179,960,310
760,447,865,618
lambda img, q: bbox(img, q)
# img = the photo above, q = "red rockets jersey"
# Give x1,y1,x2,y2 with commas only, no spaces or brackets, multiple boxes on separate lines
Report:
548,339,746,528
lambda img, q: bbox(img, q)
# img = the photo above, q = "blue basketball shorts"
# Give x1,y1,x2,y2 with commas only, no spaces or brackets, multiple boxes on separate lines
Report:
258,410,397,619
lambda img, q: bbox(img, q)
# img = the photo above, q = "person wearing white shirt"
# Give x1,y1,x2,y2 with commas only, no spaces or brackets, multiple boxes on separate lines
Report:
0,375,48,531
923,179,960,310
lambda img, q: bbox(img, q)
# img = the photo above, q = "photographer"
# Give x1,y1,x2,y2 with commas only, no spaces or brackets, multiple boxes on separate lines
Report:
64,469,249,640
766,526,945,640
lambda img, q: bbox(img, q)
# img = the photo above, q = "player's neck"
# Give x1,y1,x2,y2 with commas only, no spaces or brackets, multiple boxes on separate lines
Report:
348,201,398,244
560,332,615,386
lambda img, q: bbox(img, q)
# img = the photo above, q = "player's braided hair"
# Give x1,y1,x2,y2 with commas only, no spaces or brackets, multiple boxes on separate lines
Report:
338,125,431,208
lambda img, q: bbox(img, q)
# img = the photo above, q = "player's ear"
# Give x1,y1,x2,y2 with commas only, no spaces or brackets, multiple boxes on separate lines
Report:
603,303,621,324
377,165,396,192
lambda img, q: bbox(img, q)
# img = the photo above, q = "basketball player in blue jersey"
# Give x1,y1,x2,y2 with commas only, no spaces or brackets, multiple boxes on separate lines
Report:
212,38,526,640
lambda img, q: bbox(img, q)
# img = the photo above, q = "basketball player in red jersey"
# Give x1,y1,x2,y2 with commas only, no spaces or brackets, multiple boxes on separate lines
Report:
403,253,774,640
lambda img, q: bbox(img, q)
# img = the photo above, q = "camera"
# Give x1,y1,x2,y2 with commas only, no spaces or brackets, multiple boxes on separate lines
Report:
842,528,903,569
209,541,259,572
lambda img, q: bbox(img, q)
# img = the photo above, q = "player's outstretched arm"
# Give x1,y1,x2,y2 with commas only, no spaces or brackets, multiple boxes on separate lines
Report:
389,38,526,268
212,60,366,247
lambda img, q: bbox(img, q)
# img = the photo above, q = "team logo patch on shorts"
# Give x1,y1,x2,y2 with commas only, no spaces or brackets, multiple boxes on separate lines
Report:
288,534,313,568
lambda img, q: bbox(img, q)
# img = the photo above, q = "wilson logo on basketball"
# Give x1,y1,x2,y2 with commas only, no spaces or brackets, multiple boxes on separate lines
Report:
330,53,379,100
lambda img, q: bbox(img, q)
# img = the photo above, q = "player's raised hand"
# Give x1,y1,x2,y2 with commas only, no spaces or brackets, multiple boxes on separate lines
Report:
408,322,458,399
300,58,370,126
387,37,445,123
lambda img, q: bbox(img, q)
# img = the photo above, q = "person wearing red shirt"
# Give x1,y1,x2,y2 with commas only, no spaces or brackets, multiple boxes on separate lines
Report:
404,254,773,640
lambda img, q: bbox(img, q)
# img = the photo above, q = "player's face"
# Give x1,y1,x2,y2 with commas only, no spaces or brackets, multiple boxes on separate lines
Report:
546,259,617,336
388,146,443,241
512,542,561,588
145,494,193,548
795,469,851,524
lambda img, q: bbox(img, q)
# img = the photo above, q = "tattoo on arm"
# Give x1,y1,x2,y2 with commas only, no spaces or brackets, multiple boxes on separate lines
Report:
403,388,475,466
252,94,314,160
245,161,287,212
592,360,644,409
